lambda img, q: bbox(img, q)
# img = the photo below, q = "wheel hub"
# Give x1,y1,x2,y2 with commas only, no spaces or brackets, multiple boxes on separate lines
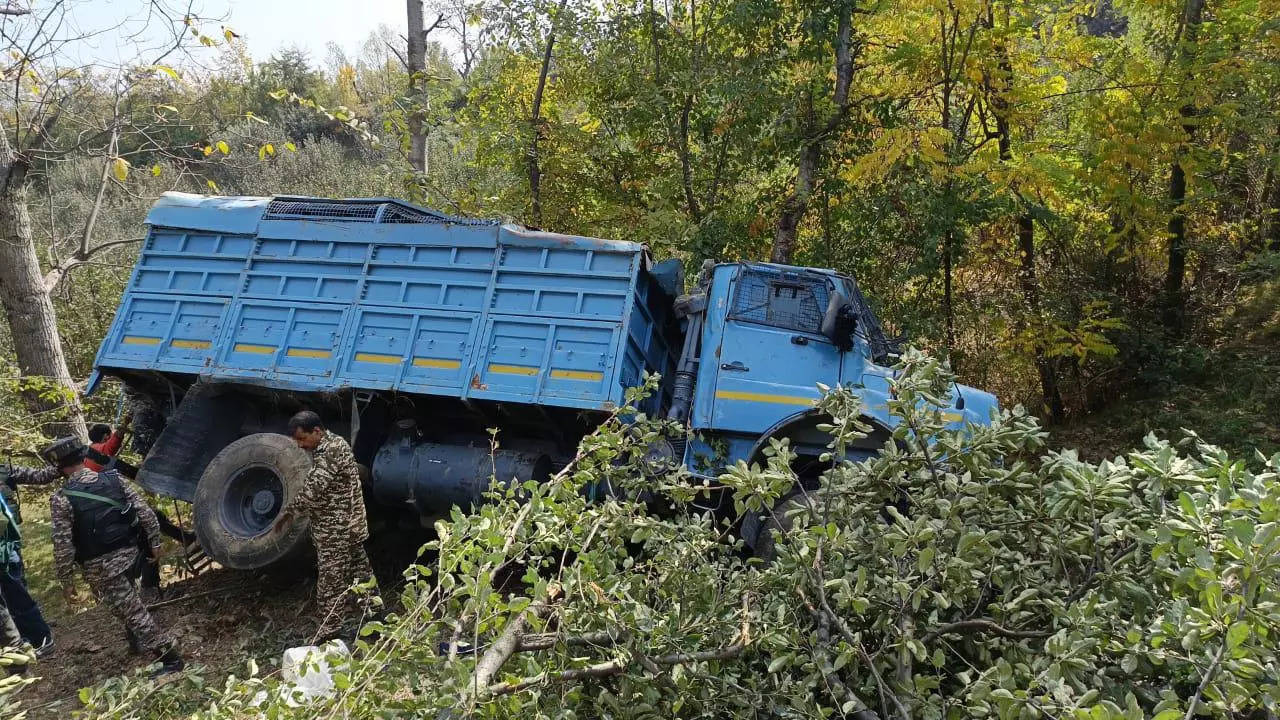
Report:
221,465,285,538
251,489,275,514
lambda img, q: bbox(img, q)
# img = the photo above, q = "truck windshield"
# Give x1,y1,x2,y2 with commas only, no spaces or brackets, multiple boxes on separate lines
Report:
729,265,830,336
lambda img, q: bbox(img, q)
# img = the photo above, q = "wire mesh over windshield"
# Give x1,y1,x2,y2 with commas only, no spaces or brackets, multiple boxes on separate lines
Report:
729,267,830,335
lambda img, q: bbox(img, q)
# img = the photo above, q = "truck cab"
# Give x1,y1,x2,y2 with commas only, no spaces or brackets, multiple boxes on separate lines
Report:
681,261,996,476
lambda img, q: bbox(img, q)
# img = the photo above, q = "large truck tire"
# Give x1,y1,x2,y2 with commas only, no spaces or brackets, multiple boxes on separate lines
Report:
194,433,312,570
750,488,818,561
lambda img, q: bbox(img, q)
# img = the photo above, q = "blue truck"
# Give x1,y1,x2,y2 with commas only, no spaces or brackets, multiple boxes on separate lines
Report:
89,192,997,569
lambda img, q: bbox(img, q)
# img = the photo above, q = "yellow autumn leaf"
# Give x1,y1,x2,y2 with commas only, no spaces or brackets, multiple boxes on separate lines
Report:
216,140,230,155
151,164,162,177
202,145,214,156
285,142,297,152
206,179,220,193
264,143,275,156
111,157,130,182
152,65,180,82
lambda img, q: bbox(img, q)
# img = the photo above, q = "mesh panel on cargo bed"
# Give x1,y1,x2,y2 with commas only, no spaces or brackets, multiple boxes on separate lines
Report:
262,198,497,226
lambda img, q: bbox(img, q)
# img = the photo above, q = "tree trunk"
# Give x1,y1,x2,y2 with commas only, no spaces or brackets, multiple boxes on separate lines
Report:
943,227,955,356
1018,214,1065,422
1161,0,1207,335
771,1,856,264
987,0,1064,423
772,140,823,263
0,135,87,440
406,0,428,175
528,0,570,228
1264,125,1280,252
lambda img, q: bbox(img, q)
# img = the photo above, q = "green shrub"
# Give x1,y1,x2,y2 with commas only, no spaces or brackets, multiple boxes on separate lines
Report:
66,350,1279,720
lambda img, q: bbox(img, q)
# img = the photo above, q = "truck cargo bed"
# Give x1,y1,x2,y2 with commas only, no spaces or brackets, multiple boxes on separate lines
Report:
92,193,678,412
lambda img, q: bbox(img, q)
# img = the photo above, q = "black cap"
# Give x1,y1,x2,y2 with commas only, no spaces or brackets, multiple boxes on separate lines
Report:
41,437,86,468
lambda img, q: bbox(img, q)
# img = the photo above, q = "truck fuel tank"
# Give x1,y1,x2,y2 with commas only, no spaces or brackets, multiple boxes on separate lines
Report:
371,420,553,515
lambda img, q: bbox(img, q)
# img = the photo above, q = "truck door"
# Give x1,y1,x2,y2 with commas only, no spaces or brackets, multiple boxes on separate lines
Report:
709,266,843,433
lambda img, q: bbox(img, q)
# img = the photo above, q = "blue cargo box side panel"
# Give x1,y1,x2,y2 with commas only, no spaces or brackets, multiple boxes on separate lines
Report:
95,194,671,413
98,293,229,371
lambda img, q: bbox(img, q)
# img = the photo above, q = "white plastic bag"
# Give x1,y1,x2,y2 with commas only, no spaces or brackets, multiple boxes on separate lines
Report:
276,640,350,705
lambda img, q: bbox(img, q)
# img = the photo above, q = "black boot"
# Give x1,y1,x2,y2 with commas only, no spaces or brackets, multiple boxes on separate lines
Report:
151,646,184,677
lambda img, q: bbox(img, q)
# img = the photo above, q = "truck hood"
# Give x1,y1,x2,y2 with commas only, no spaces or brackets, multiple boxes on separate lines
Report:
953,383,999,426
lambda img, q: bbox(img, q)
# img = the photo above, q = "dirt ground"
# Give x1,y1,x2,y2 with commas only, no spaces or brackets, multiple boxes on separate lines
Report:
16,565,319,719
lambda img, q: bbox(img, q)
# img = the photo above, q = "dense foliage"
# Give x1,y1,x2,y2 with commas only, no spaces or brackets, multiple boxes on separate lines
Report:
12,351,1266,719
0,1,1277,716
2,0,1278,445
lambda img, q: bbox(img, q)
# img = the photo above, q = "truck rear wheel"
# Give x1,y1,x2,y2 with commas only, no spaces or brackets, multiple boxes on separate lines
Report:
194,433,311,570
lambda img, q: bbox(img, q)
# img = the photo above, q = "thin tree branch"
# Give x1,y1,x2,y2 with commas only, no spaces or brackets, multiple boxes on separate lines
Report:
919,619,1052,645
486,593,752,698
43,237,144,292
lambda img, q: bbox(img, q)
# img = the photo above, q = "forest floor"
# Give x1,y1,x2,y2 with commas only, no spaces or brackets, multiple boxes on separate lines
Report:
10,496,424,719
15,545,317,719
1054,275,1280,462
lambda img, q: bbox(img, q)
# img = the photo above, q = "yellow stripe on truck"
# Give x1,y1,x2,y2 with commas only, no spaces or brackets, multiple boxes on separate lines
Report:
354,352,401,364
550,369,603,381
715,390,817,406
170,339,211,350
412,357,461,369
122,336,161,346
286,348,332,359
233,343,276,355
489,364,539,376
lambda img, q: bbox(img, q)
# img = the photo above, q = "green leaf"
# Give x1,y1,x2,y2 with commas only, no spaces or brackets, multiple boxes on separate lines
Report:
1227,621,1250,649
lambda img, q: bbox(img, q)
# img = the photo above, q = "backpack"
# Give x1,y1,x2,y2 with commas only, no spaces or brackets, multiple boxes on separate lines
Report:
62,471,139,563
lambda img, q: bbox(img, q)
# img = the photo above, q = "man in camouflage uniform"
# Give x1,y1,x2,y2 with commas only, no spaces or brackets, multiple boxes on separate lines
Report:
273,410,378,640
39,437,184,675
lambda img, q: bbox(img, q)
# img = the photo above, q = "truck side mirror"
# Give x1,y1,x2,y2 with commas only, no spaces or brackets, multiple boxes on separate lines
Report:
820,291,857,352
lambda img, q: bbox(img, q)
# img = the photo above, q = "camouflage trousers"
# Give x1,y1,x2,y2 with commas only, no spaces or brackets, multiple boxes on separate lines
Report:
313,536,377,639
0,599,21,648
91,571,172,655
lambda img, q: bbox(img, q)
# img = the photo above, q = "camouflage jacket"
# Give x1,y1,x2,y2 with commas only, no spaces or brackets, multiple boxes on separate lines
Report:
288,431,369,543
50,468,162,584
4,465,62,520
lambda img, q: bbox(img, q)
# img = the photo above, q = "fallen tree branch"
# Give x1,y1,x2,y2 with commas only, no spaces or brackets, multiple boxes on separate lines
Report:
517,630,626,652
465,585,563,703
797,589,882,720
484,593,752,698
919,619,1052,645
809,546,910,720
145,583,251,610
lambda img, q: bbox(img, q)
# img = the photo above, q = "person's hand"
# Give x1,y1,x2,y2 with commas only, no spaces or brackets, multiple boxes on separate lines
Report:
61,583,75,606
271,510,292,534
